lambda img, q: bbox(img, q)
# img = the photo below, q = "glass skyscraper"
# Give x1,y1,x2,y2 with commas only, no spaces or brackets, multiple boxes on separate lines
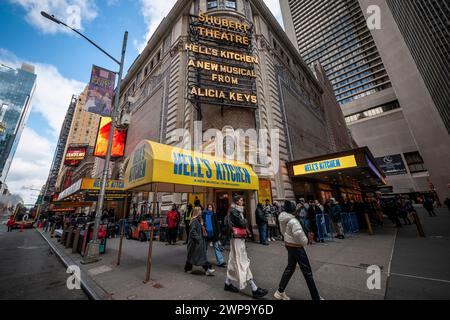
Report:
0,63,36,183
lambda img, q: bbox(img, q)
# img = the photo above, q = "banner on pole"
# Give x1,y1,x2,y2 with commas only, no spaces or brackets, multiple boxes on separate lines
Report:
86,65,116,117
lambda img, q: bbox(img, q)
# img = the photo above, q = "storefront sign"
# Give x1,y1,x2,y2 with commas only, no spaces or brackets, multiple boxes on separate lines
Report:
258,179,273,205
375,154,407,176
86,65,116,117
125,140,259,191
81,178,125,191
64,146,87,166
293,155,358,176
58,179,83,200
187,12,257,108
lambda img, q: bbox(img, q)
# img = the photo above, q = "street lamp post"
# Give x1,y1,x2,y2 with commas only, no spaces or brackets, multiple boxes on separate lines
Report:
41,11,128,263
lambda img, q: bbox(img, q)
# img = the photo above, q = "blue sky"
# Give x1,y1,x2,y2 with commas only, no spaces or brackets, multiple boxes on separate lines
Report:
0,0,283,203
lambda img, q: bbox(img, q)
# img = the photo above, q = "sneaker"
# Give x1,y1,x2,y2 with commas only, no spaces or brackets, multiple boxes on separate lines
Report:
205,269,215,276
274,290,290,300
252,287,268,299
268,238,271,242
217,262,227,268
320,296,325,300
271,238,276,241
185,270,192,274
263,242,269,246
224,283,239,293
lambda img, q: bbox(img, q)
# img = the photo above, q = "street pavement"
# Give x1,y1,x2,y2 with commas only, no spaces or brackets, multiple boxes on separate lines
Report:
38,215,397,300
2,206,448,300
0,226,88,300
385,206,450,299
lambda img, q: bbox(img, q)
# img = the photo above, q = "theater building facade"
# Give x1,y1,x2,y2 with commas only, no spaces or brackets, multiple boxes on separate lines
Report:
114,0,354,225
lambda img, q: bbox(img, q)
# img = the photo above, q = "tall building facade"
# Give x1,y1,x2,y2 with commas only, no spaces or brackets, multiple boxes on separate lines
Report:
109,0,355,224
42,95,77,200
0,63,36,183
55,87,100,192
280,0,450,200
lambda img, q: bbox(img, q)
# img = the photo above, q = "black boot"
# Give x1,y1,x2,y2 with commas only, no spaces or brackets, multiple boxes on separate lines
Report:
224,283,239,293
252,287,268,299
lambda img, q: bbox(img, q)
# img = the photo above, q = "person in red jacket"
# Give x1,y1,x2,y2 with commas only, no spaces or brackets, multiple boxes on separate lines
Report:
167,204,180,245
6,215,15,232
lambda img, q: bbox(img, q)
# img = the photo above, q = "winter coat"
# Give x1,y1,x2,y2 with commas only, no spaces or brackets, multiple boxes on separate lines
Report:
167,210,180,229
255,207,267,225
229,207,247,229
186,217,208,266
278,211,308,247
202,210,221,242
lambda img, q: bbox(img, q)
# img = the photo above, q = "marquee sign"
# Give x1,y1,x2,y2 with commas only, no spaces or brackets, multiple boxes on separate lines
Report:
187,12,258,108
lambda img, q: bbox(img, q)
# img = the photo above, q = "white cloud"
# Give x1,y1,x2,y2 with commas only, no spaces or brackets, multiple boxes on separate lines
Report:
9,0,98,34
1,49,85,202
134,0,178,53
135,0,284,52
5,128,54,203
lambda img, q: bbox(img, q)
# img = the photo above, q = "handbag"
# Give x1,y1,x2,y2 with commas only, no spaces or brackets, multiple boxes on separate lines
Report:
268,216,277,227
228,211,247,238
231,226,247,238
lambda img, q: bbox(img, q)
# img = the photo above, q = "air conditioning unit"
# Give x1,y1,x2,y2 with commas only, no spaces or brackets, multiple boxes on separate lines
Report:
117,112,131,128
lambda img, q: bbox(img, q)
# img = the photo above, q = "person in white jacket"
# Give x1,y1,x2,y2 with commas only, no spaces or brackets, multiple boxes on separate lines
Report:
274,200,322,300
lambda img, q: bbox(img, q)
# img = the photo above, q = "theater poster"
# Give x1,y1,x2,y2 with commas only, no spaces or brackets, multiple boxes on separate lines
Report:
86,65,116,117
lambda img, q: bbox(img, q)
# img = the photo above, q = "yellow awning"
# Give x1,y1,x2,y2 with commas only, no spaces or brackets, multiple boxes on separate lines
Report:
124,140,259,192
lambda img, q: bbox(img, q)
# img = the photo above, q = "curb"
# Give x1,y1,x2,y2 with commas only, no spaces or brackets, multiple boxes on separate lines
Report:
36,229,109,300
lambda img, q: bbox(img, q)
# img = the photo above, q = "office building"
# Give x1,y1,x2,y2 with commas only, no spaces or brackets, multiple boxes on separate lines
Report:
280,0,450,200
0,63,36,183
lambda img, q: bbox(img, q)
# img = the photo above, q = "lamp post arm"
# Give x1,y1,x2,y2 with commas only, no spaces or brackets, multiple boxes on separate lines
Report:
41,11,120,65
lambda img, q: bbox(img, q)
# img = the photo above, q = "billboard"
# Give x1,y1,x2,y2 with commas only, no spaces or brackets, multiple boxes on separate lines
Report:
375,154,407,176
85,65,116,117
94,117,126,159
64,146,87,166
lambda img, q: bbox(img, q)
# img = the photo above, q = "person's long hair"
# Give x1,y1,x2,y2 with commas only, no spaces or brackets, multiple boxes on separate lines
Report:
206,203,215,212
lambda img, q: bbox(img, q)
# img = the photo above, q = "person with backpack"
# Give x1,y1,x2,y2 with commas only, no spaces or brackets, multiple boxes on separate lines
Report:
274,200,322,300
203,204,226,268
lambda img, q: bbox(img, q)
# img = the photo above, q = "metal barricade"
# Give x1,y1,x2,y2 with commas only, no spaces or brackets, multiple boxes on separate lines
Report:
316,214,335,242
341,212,360,235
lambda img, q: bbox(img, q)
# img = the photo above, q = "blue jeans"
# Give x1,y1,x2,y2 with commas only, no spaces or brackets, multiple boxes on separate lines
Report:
258,223,268,244
316,215,327,241
206,241,225,265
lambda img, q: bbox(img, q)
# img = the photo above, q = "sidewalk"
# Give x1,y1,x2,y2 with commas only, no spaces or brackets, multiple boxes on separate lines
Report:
38,219,399,300
386,206,450,299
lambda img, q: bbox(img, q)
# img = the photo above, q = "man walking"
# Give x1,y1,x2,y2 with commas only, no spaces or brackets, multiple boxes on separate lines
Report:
255,203,268,245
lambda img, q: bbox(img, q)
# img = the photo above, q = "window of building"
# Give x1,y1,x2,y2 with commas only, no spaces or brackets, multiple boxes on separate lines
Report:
207,0,218,9
404,151,427,173
225,0,237,9
144,66,148,77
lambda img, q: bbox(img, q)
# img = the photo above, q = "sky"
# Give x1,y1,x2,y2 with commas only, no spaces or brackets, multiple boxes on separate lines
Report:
0,0,284,204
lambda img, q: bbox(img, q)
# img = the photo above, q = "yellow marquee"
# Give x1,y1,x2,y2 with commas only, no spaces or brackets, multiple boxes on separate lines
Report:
124,140,259,192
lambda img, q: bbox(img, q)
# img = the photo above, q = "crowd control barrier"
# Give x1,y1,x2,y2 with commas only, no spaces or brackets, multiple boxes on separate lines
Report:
316,214,336,241
341,212,360,235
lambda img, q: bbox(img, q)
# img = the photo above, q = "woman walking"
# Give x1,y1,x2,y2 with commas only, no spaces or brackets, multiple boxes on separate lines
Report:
274,200,322,300
184,207,215,276
224,195,268,299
